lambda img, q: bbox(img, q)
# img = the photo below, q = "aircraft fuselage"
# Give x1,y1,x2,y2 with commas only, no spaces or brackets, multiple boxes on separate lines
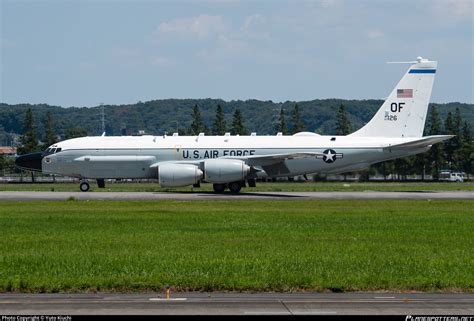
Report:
40,134,428,179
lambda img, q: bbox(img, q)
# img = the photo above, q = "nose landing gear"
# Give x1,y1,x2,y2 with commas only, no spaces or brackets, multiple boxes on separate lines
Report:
79,181,90,192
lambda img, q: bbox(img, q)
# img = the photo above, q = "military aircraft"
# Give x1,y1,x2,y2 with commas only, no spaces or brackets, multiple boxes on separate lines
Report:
16,57,452,193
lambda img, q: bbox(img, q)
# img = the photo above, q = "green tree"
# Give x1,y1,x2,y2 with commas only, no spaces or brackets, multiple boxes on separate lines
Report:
336,104,351,135
454,107,463,136
412,154,427,181
190,104,205,135
393,157,412,181
64,127,88,140
212,104,227,135
460,121,472,178
277,108,288,135
42,111,57,150
291,104,305,134
443,111,457,167
452,107,463,167
427,105,443,179
17,108,39,155
231,109,247,135
0,154,5,175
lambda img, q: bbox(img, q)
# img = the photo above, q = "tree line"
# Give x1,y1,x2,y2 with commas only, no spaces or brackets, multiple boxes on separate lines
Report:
1,99,472,141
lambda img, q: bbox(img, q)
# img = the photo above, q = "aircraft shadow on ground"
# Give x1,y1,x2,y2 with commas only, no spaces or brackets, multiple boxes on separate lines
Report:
153,191,305,198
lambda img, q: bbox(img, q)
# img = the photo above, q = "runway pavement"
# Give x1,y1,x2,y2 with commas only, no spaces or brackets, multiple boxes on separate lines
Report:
0,190,472,201
1,292,473,315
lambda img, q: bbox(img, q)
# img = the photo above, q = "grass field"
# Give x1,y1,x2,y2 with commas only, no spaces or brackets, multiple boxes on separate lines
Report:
0,199,473,293
1,181,473,192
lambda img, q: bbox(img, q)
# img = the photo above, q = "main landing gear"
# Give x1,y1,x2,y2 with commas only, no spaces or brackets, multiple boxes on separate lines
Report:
228,182,242,194
213,183,226,193
212,181,245,194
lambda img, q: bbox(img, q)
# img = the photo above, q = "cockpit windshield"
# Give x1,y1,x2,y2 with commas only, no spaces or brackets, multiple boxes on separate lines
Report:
44,147,62,155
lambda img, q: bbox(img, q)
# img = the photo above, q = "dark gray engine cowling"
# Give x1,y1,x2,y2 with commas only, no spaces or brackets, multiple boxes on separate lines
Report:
158,163,203,187
204,159,250,183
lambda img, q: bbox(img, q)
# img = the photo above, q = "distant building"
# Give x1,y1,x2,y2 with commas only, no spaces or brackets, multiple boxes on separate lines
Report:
0,147,17,156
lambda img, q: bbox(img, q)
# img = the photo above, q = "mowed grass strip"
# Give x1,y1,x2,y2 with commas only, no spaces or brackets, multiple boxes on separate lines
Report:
0,200,472,292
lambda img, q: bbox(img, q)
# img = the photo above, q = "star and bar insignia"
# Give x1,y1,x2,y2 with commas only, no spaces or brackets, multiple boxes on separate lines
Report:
316,149,344,163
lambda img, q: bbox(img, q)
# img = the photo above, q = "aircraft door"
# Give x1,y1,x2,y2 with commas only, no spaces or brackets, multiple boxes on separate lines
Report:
173,145,182,160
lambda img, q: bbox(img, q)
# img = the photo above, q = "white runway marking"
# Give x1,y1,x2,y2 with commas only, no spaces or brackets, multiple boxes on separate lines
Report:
149,298,187,301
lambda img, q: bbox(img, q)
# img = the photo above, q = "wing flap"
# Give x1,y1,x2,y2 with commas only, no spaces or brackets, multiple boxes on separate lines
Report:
224,152,324,166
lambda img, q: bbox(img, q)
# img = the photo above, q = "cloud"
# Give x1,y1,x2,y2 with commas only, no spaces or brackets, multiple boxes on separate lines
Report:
239,14,272,42
196,34,250,61
319,0,343,9
150,55,172,67
154,15,229,41
241,14,267,32
431,0,473,18
367,29,384,40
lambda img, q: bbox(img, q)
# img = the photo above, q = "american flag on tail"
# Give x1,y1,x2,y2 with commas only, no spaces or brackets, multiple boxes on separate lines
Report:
397,89,413,98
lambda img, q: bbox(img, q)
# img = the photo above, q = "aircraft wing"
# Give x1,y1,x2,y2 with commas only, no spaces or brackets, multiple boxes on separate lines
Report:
384,135,454,150
224,152,324,166
148,152,323,170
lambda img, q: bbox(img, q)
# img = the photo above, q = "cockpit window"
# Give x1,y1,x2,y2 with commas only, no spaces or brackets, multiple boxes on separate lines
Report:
44,147,62,154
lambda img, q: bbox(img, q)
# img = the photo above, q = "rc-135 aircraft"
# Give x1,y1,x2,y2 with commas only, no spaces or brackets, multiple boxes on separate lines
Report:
16,57,452,193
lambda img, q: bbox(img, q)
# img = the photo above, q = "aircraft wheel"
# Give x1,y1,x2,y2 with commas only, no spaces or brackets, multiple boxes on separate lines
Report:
79,181,90,192
213,183,226,193
228,181,242,194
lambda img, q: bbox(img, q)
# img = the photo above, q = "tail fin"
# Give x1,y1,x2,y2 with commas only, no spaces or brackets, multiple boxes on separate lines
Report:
350,57,437,138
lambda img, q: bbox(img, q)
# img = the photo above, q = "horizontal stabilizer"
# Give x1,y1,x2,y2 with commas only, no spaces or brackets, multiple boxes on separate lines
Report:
383,135,454,150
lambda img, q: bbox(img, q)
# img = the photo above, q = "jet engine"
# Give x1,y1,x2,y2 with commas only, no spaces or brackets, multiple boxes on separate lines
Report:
204,159,250,183
158,163,203,187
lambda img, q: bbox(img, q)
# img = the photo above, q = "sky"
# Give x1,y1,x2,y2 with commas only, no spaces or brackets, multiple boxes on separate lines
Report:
0,0,472,107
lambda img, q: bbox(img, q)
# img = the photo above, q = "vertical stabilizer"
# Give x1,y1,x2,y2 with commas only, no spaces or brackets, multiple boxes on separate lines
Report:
350,57,437,138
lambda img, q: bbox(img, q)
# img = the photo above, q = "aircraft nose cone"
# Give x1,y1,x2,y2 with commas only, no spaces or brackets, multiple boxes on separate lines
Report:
15,152,44,171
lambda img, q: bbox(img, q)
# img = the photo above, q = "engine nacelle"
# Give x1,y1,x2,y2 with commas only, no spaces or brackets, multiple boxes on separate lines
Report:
204,159,250,183
158,163,203,187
